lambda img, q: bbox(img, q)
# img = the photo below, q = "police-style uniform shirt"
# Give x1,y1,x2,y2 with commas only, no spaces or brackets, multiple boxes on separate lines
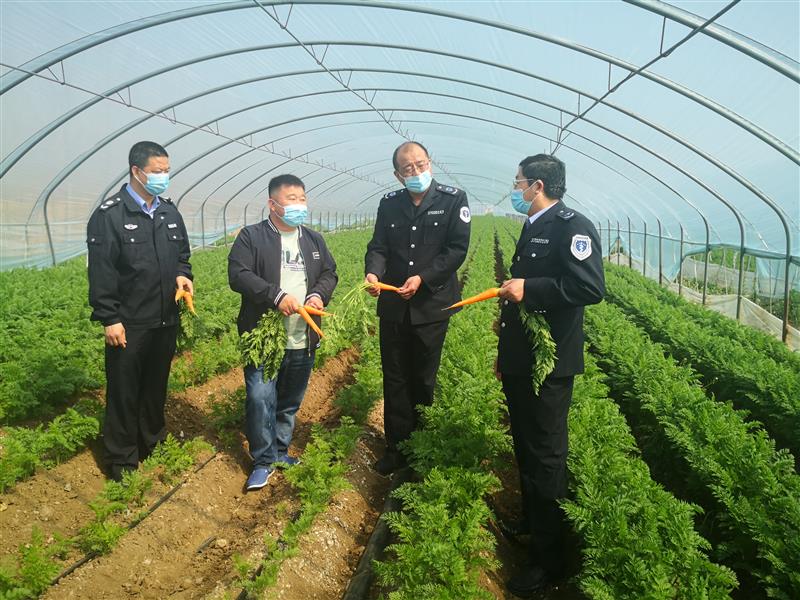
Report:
497,201,605,378
87,184,193,329
364,180,471,324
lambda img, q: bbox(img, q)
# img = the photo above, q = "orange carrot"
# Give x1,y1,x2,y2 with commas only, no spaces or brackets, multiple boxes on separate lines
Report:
443,287,501,310
302,305,334,317
175,288,196,315
183,293,196,316
296,306,324,338
369,282,400,293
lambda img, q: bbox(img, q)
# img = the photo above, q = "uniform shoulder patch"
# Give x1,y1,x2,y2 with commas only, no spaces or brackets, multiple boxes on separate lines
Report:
459,206,471,223
556,208,575,220
435,184,459,195
570,234,592,261
161,196,173,204
99,197,121,211
382,188,404,200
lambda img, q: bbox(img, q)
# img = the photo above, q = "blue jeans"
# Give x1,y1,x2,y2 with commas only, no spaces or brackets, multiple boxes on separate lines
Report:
244,349,315,468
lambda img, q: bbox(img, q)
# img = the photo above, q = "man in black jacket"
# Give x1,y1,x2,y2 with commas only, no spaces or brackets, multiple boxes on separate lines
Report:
497,154,605,597
87,141,193,481
364,141,471,475
228,174,338,491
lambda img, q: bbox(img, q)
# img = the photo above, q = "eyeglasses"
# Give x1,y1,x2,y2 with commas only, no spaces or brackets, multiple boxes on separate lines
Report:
398,160,430,177
512,178,529,188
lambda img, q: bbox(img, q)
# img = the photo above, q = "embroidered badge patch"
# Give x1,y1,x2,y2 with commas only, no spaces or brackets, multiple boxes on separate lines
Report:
570,234,591,260
124,223,138,230
460,206,471,223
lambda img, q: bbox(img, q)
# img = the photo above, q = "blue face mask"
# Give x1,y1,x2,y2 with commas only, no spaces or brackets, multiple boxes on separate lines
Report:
511,189,532,215
404,170,432,194
278,203,308,227
137,171,169,196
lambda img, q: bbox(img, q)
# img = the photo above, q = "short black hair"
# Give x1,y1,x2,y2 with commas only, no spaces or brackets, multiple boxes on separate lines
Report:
392,141,430,171
129,141,168,176
519,154,566,199
268,174,305,197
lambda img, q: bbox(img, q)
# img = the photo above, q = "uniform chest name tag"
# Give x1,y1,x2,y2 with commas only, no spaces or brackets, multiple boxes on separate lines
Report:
571,234,592,260
167,223,177,229
532,238,549,244
124,223,138,230
427,209,445,215
460,207,471,223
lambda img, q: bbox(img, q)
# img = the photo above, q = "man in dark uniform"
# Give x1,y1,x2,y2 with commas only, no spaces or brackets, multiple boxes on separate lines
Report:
364,141,471,475
496,154,605,597
87,141,193,482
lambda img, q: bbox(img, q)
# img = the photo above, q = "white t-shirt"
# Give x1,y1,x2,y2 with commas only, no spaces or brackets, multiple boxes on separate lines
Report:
279,228,308,349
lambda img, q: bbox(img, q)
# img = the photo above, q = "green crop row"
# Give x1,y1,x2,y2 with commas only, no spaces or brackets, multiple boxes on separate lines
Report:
586,301,800,598
604,264,800,457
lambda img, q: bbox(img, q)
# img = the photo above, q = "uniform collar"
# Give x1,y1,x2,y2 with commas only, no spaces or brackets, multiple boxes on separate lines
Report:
400,178,438,220
125,183,160,217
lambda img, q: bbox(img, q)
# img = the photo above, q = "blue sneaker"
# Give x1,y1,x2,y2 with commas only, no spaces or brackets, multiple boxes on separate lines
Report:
274,454,301,468
245,466,273,491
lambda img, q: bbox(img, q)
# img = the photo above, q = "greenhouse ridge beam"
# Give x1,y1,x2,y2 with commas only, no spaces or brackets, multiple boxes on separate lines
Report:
2,0,796,173
553,0,740,155
625,0,800,82
25,50,782,239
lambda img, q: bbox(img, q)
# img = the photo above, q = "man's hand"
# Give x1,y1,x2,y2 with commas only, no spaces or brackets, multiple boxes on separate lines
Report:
105,323,127,348
278,294,300,317
397,275,422,300
498,278,525,303
365,273,380,297
176,275,194,296
305,295,324,310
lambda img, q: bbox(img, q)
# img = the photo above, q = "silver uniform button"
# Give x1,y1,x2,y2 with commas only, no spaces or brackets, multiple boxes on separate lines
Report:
434,222,438,226
409,260,414,266
130,238,135,242
411,226,417,231
391,223,395,228
531,253,536,258
504,300,508,305
410,244,415,248
160,215,164,219
501,322,506,328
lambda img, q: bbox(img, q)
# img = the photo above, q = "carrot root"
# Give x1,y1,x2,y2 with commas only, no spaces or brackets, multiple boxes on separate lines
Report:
369,281,400,293
297,306,324,338
302,305,334,317
444,287,501,310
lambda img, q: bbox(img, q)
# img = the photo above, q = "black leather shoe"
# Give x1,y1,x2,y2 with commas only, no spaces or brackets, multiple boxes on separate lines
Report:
506,565,551,598
497,516,530,540
373,452,404,476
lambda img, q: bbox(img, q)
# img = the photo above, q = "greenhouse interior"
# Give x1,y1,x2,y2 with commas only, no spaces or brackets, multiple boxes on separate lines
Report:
1,1,799,599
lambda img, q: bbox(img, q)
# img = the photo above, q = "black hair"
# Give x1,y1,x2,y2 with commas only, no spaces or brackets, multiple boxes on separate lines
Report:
392,141,430,171
268,174,305,197
128,141,168,176
519,154,566,199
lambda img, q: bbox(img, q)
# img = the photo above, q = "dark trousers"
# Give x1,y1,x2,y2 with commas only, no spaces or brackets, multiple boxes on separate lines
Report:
379,314,449,451
103,326,178,472
501,373,574,574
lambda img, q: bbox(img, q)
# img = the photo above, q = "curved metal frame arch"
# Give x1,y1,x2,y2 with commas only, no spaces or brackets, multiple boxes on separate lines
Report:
23,41,792,279
2,0,794,168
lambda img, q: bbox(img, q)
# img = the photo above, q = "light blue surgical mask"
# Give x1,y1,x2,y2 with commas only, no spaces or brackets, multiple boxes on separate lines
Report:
278,203,308,227
139,171,169,196
511,189,532,215
404,170,432,194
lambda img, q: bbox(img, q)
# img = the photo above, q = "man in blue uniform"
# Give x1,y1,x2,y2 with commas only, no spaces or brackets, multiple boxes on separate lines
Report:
87,141,193,481
364,141,471,475
496,154,605,596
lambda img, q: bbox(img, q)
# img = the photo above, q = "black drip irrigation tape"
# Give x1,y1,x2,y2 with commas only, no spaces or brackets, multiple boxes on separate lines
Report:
341,467,411,600
50,452,218,586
